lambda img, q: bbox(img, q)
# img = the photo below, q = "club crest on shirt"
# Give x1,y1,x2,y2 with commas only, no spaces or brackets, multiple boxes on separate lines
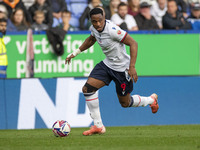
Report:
117,30,121,35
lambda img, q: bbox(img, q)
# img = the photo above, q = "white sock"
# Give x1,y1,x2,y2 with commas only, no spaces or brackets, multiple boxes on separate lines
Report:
84,92,103,128
130,95,154,107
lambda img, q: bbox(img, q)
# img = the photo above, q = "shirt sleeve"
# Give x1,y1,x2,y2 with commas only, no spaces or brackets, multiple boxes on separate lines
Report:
109,25,127,42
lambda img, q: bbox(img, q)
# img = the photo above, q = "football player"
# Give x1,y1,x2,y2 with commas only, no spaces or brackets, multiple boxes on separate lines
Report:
65,8,159,136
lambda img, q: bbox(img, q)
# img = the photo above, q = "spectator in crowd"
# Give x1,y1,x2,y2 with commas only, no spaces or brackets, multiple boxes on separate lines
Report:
162,0,192,30
31,10,48,31
127,0,140,17
7,8,29,31
187,2,200,30
108,0,121,17
103,0,121,19
28,0,53,27
57,10,76,31
134,0,159,30
175,0,188,17
0,9,6,18
101,0,110,7
47,0,67,19
151,0,167,29
0,4,15,29
111,2,138,31
79,0,102,30
0,4,8,18
47,0,67,27
22,0,35,9
0,18,7,78
0,0,32,23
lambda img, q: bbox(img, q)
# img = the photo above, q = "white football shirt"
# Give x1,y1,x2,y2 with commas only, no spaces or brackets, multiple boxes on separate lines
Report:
90,20,130,72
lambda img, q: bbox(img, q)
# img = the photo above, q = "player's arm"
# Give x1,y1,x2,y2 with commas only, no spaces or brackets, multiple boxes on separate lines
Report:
122,34,138,83
79,35,96,51
65,35,96,64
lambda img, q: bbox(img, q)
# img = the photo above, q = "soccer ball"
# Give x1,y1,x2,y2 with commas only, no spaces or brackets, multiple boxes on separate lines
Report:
52,120,71,137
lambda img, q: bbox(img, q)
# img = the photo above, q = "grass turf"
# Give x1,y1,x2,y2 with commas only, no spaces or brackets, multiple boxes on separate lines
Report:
0,125,200,150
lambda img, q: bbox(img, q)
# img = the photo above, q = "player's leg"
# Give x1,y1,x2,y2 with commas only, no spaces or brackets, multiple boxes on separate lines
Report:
117,93,159,113
117,93,131,108
130,94,159,113
82,77,106,136
82,61,111,135
83,77,105,126
117,92,155,107
114,70,159,113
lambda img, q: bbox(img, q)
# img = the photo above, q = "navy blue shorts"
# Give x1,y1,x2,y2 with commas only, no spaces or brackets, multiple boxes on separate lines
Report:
89,61,133,96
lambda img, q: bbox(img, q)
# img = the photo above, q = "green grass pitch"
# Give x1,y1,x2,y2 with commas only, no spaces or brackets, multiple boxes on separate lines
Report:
0,125,200,150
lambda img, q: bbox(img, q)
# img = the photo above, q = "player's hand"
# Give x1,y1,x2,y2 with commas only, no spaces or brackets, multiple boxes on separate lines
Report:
65,53,75,65
128,67,138,83
65,49,81,64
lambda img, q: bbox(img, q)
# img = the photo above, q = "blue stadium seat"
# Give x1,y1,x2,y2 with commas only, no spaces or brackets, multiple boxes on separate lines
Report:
70,3,87,17
70,15,80,28
65,0,71,4
65,0,71,11
65,0,88,30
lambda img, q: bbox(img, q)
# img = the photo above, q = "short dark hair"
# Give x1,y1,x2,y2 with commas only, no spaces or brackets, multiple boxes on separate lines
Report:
167,0,177,5
118,2,127,9
89,8,103,18
62,9,71,15
0,18,7,23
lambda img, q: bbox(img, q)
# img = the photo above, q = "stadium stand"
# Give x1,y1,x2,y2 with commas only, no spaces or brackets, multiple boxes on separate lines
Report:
65,0,88,28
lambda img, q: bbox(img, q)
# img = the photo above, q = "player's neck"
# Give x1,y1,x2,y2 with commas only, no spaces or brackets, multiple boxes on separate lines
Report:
97,20,106,33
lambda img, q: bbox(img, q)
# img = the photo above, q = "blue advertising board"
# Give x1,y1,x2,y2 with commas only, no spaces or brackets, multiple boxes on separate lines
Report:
0,77,200,129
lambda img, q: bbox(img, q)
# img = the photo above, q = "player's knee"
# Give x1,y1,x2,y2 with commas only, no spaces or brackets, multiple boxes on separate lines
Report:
120,102,129,108
82,86,87,93
82,83,98,94
118,94,130,108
